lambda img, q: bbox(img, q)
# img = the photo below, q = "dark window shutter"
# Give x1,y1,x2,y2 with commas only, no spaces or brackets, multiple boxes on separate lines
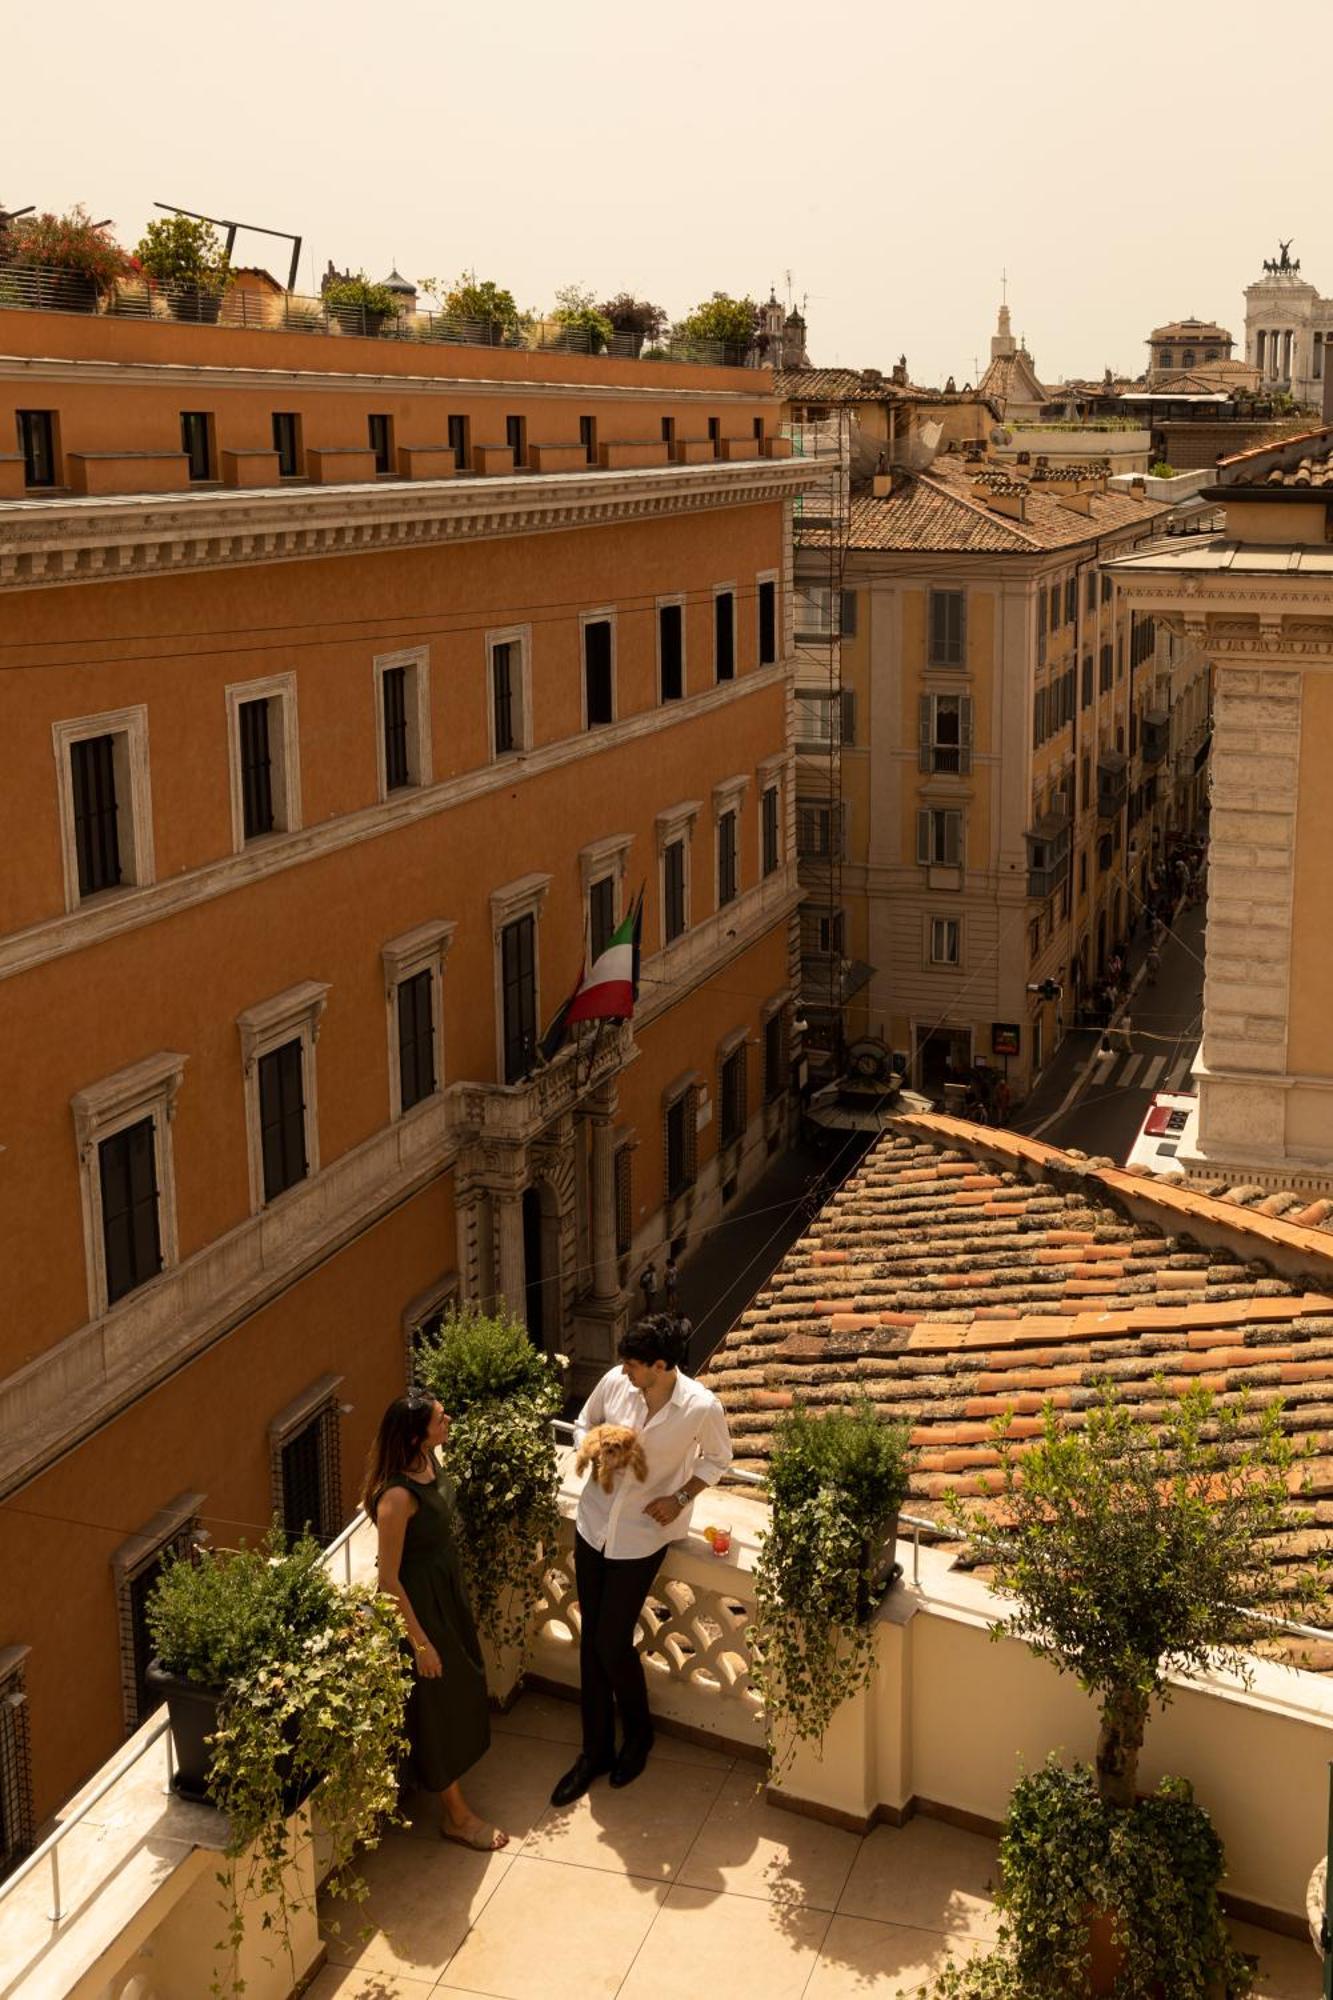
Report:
501,915,537,1082
590,875,616,960
493,643,516,753
840,589,858,638
659,603,683,701
239,699,275,839
840,689,857,746
99,1117,162,1304
584,620,613,726
71,734,122,896
758,580,777,664
258,1039,307,1200
715,593,735,681
762,785,780,876
664,840,686,940
397,967,436,1110
382,666,410,789
718,811,738,906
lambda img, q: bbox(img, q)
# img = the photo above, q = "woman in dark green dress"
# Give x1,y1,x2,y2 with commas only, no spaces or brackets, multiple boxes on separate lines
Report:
364,1391,508,1850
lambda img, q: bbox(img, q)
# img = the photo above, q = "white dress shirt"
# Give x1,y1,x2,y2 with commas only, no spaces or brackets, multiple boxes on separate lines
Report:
574,1367,733,1560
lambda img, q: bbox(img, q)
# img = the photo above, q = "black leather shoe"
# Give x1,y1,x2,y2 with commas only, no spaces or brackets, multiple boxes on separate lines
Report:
549,1754,611,1807
609,1735,654,1789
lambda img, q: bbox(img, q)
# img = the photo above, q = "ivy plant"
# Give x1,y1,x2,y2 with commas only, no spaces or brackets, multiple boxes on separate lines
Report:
750,1397,911,1765
413,1308,563,1660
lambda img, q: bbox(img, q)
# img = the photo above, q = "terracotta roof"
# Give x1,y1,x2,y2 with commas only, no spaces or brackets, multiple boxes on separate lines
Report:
816,452,1169,556
1216,426,1333,488
976,350,1048,407
703,1117,1333,1656
1149,320,1232,344
776,368,982,408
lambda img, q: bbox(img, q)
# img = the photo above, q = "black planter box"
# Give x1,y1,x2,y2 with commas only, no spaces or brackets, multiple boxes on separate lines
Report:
148,1661,319,1813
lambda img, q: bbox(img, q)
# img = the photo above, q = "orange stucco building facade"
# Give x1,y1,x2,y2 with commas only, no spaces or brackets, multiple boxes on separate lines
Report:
0,304,813,1825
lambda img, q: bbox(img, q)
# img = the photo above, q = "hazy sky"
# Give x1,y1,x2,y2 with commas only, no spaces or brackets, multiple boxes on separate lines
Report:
7,0,1322,386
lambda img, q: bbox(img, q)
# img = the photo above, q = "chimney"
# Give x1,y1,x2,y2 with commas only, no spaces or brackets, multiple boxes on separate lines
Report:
985,485,1028,522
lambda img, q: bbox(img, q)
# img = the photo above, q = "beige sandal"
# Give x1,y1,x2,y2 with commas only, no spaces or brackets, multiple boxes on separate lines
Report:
441,1819,506,1851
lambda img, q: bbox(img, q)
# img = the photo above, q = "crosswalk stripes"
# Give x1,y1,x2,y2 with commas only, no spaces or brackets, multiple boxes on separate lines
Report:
1118,1054,1144,1089
1142,1056,1167,1090
1095,1050,1178,1094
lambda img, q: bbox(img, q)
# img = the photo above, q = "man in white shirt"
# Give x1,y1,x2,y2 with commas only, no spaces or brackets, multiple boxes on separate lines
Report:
550,1315,733,1806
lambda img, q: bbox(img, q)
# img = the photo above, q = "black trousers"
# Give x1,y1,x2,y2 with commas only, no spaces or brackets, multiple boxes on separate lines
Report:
574,1531,665,1763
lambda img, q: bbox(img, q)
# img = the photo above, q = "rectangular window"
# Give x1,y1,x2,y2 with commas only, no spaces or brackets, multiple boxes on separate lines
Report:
920,693,973,774
16,409,56,487
916,807,963,867
276,1399,342,1548
114,1504,201,1734
665,1088,697,1197
381,666,410,791
664,839,687,942
579,414,598,466
238,697,275,839
1099,643,1113,693
1049,584,1060,630
258,1039,307,1200
659,602,684,702
614,1144,633,1257
584,618,614,726
70,733,122,897
930,917,961,966
180,410,212,481
708,417,721,458
272,411,301,477
795,688,842,746
717,810,738,907
589,874,616,962
447,413,471,470
763,1010,785,1102
396,967,436,1112
720,1045,747,1148
0,1652,35,1874
758,578,777,665
714,591,735,681
1082,656,1094,708
1101,574,1113,605
661,415,676,456
500,914,537,1083
506,414,527,467
1086,570,1097,613
928,589,965,666
1065,577,1077,625
796,800,842,858
840,590,858,638
492,640,521,755
761,784,780,877
98,1117,162,1305
368,413,394,475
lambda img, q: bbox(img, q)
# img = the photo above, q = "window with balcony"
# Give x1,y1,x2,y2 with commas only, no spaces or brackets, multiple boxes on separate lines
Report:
270,1378,343,1548
54,707,155,911
583,616,614,727
919,693,973,774
579,414,598,466
658,599,684,701
714,590,735,682
272,411,302,477
180,410,213,481
916,806,963,867
928,589,965,666
16,409,56,487
227,676,300,849
368,413,394,475
447,413,471,469
500,914,538,1083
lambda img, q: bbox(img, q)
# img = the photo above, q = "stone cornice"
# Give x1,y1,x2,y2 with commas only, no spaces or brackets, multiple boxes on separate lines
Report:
0,458,820,593
0,659,791,983
0,350,772,407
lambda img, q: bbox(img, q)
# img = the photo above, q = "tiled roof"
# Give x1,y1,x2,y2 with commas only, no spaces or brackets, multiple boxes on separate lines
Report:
1216,426,1333,488
703,1117,1333,1656
976,350,1048,407
776,368,982,408
816,452,1169,556
1149,320,1232,343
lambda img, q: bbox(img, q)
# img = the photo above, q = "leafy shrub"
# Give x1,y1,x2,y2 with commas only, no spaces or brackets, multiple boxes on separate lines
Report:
415,1305,561,1416
6,206,135,288
673,291,758,356
323,272,396,315
134,213,230,291
148,1529,334,1686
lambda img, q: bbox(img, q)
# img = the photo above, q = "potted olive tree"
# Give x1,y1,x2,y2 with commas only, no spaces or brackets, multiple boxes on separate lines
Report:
5,206,135,312
413,1307,563,1695
926,1383,1321,1999
323,272,396,337
134,213,231,323
750,1396,912,1765
146,1528,410,1996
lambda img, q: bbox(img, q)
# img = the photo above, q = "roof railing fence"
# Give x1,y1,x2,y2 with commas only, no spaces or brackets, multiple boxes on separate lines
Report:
0,263,750,369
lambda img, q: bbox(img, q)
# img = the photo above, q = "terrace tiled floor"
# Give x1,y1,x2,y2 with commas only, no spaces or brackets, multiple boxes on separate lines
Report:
310,1690,1321,2000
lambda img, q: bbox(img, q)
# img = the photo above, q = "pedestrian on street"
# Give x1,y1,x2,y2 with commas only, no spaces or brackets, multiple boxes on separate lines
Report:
1146,946,1161,985
663,1256,679,1312
638,1262,656,1317
1110,1013,1133,1054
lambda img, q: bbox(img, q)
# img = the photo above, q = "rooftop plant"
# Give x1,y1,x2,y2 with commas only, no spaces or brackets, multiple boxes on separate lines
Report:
134,213,230,292
322,271,397,315
673,291,758,358
598,292,669,345
5,205,135,289
551,282,614,352
419,268,525,338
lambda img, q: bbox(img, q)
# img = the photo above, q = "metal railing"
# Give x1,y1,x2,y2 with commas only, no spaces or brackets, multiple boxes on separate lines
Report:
0,264,752,369
2,1714,174,1924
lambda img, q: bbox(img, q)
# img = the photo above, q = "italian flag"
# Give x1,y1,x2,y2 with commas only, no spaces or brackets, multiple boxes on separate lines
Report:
567,894,642,1025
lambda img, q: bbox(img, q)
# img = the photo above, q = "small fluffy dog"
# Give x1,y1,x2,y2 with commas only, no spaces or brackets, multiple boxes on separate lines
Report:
576,1423,648,1494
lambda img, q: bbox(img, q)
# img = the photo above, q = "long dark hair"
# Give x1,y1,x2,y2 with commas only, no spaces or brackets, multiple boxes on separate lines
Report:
618,1314,690,1372
361,1390,438,1520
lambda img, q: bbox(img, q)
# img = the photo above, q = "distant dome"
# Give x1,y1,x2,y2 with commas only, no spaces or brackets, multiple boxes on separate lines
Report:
380,268,416,297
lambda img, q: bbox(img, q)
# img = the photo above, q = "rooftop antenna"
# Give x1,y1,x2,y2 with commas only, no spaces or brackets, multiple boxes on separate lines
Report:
154,201,303,292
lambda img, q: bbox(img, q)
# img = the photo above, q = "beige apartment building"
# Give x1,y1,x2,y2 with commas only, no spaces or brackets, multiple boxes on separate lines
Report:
794,445,1175,1098
1109,426,1333,1189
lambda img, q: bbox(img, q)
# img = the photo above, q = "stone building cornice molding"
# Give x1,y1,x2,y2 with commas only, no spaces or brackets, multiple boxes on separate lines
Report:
0,458,820,593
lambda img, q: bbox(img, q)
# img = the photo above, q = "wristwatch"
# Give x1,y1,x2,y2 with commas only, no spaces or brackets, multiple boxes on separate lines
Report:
674,1487,692,1510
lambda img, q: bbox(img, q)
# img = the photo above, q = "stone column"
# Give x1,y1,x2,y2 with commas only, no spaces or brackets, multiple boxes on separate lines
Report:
494,1188,527,1322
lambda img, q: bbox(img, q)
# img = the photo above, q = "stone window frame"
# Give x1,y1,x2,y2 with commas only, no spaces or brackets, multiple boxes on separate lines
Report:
655,799,701,951
236,980,330,1214
0,1645,35,1874
52,705,156,914
579,606,619,731
402,1270,461,1383
662,1067,704,1201
71,1049,187,1322
712,772,749,912
715,1023,749,1154
487,622,534,759
927,913,963,968
490,872,552,1085
381,919,456,1121
111,1492,204,1734
372,645,433,801
579,834,632,965
224,671,302,854
268,1372,345,1547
